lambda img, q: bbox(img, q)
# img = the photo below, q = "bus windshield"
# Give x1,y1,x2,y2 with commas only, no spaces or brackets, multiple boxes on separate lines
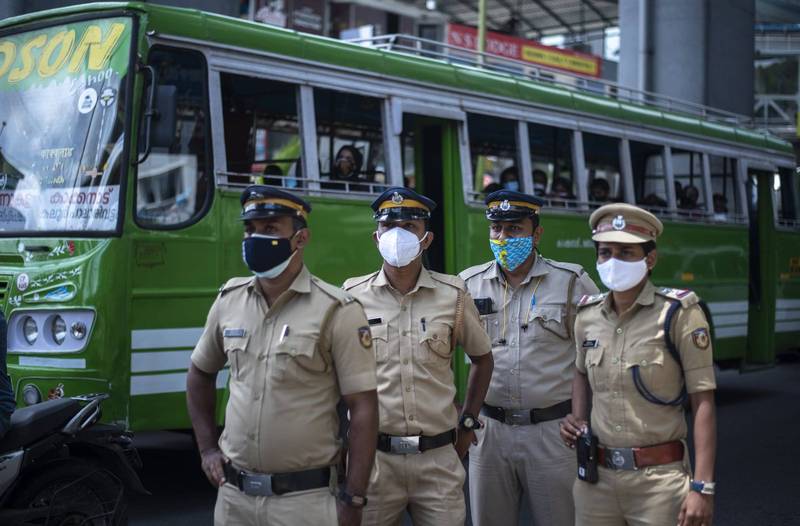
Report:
0,17,132,234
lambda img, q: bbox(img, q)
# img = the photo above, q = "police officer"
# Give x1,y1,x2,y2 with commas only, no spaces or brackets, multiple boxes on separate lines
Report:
343,187,493,526
561,203,717,526
460,190,598,526
187,186,379,526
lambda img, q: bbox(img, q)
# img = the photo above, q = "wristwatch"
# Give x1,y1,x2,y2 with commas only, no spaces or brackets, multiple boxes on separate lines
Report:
337,488,368,508
689,479,716,495
459,412,482,431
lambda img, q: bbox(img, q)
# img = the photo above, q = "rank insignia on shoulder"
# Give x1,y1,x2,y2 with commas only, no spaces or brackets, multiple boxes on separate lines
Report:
223,328,246,338
582,339,599,348
358,326,372,348
660,287,691,299
691,328,710,350
578,293,606,307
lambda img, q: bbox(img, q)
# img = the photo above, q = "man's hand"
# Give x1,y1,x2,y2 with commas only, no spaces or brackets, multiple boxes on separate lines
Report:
678,491,713,526
200,447,228,488
559,413,587,448
455,428,478,459
337,500,363,526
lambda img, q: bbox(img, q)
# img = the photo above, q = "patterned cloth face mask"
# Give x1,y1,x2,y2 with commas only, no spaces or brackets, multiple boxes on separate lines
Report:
489,236,533,272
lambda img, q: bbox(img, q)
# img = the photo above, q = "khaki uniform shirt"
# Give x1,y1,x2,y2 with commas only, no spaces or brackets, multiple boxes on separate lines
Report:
460,256,598,410
191,266,377,474
574,281,716,448
343,268,491,437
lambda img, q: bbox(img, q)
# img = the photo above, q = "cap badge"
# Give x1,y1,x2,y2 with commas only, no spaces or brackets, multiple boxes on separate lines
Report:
500,200,511,211
391,192,404,205
612,215,626,231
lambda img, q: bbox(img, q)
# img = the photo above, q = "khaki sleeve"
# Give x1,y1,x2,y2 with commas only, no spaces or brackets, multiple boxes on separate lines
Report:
327,301,377,396
190,297,226,374
574,315,588,374
673,304,716,393
459,290,492,357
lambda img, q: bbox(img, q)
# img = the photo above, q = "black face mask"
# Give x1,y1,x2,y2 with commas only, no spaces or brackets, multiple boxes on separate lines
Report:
241,234,295,278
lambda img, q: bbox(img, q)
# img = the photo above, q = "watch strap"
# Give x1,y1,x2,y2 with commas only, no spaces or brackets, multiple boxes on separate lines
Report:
338,488,368,508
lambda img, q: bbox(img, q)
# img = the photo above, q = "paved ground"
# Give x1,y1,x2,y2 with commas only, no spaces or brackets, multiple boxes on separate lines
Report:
130,358,800,525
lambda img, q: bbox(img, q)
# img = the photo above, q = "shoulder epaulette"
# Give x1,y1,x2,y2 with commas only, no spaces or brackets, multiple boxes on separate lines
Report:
311,276,356,305
577,292,607,308
458,261,494,282
218,277,251,295
543,257,585,276
429,271,466,291
342,271,380,292
655,287,699,308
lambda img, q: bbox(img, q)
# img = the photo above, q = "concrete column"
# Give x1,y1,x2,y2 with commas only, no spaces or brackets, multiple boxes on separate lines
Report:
706,0,755,116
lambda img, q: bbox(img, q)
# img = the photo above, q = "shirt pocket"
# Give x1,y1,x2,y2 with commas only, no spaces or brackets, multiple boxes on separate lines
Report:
625,344,667,394
223,333,251,382
370,323,390,363
271,333,326,383
480,313,502,348
527,305,569,340
584,346,608,392
417,321,452,365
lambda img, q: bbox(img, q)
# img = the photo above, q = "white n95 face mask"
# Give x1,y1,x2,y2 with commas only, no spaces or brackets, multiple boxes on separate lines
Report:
377,227,428,268
596,258,648,292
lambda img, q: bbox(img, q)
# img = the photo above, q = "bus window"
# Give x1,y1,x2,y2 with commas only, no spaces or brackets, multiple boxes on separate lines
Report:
221,73,301,188
136,47,211,228
468,113,518,199
630,141,668,213
401,114,418,189
582,132,623,208
708,156,740,222
315,89,387,193
528,122,574,204
671,149,708,220
775,167,799,228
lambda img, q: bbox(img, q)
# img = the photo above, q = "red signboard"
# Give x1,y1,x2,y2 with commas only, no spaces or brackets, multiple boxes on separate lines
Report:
447,23,602,78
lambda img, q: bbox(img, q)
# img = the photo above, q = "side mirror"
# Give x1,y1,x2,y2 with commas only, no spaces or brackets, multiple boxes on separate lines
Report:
151,84,177,149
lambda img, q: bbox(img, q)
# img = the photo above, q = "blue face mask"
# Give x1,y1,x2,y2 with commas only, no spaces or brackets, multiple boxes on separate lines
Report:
504,181,520,192
490,236,533,272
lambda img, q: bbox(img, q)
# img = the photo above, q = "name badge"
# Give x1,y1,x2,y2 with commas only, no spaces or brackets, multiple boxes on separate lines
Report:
223,328,246,338
368,318,383,326
582,339,599,348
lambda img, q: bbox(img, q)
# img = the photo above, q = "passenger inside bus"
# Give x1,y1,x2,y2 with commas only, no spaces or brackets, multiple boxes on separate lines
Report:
589,177,611,204
680,184,701,210
713,193,729,218
262,164,283,186
532,169,548,196
549,176,575,206
499,166,520,191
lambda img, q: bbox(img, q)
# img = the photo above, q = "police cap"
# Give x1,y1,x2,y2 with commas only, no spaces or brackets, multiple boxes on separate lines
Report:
484,190,543,221
589,203,663,243
239,185,311,223
371,187,436,222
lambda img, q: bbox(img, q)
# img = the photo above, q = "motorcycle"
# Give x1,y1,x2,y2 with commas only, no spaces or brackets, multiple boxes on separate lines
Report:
0,393,148,525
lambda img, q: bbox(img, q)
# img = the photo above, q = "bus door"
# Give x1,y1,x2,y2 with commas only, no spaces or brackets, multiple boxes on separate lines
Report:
128,45,218,430
745,164,777,365
395,107,466,275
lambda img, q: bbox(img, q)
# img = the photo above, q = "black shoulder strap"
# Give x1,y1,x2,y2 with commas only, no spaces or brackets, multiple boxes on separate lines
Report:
631,300,687,406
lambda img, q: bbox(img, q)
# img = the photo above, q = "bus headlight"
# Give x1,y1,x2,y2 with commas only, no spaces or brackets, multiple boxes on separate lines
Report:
22,316,38,345
22,384,42,406
51,315,67,345
71,321,87,340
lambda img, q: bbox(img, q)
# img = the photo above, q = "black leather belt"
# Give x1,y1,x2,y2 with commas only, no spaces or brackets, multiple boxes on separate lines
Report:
377,429,455,454
481,399,572,426
223,462,331,497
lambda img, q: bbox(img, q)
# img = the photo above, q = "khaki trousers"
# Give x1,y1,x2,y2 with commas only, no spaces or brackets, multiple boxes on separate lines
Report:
573,462,690,526
362,445,466,526
468,417,575,526
213,483,337,526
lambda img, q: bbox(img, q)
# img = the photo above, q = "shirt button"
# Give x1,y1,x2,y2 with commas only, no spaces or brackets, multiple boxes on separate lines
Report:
510,369,517,375
511,317,517,323
510,339,516,345
405,386,411,392
615,425,622,432
247,432,256,440
401,306,407,312
408,415,415,421
402,330,409,336
613,391,619,398
265,318,272,324
616,328,623,334
254,392,262,400
641,359,648,366
259,354,267,361
403,359,409,365
612,357,619,364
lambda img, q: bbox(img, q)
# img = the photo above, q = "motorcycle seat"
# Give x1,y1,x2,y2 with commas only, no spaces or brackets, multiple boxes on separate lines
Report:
0,398,81,452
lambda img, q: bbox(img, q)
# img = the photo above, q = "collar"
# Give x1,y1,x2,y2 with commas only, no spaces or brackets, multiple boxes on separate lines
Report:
372,266,437,293
247,264,312,296
601,280,655,315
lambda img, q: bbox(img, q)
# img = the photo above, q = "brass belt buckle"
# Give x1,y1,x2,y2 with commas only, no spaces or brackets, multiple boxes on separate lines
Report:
606,448,637,471
390,436,421,454
242,473,274,496
506,409,530,426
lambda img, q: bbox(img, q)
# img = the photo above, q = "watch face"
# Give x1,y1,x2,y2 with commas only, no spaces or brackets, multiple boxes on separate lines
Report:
464,416,475,428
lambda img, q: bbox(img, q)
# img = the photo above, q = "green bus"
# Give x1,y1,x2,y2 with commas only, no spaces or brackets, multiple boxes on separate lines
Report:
0,3,797,432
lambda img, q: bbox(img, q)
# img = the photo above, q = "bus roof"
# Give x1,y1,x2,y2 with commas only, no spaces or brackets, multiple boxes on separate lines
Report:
1,1,793,157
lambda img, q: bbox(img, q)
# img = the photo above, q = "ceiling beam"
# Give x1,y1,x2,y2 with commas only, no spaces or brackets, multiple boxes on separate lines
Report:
581,0,614,26
494,0,542,38
444,0,504,30
531,0,577,34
